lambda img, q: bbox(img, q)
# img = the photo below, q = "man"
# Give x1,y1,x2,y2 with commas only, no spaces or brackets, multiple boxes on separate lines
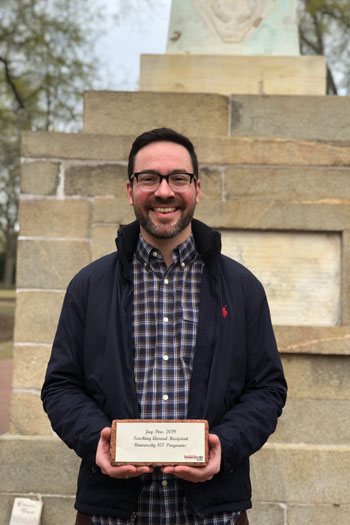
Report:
42,128,287,524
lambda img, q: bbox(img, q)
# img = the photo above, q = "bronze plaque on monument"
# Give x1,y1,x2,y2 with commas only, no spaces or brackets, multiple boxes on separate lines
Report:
110,419,209,466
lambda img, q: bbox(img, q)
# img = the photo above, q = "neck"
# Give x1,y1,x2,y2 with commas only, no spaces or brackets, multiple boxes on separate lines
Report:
140,225,191,267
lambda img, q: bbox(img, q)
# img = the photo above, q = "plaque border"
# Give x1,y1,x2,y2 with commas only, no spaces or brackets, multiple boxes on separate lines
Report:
110,419,209,466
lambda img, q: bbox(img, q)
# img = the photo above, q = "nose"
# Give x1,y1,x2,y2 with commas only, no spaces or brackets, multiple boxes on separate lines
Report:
153,177,175,198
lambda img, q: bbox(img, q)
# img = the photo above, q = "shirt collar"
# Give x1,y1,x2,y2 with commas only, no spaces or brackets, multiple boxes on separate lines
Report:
135,233,199,267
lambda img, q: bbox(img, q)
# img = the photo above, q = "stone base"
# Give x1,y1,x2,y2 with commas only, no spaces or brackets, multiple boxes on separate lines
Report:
140,55,326,95
9,88,350,525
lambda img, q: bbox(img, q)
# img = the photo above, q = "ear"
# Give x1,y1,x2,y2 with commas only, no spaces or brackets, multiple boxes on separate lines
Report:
127,181,134,206
195,180,201,204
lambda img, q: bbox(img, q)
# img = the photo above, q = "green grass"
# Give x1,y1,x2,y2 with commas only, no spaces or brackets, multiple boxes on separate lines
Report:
0,303,15,316
0,288,15,311
0,289,15,299
0,341,13,360
0,290,15,314
0,289,15,359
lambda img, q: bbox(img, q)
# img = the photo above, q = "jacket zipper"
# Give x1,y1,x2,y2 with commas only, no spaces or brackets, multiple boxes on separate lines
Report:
201,265,221,415
212,267,222,355
186,266,222,517
121,282,140,417
185,487,200,520
122,283,143,517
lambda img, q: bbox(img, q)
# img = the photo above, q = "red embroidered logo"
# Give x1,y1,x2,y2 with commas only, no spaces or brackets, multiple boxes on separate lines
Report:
221,305,228,318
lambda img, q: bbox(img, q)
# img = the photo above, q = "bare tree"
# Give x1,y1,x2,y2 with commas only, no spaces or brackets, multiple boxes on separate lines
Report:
298,0,350,94
0,0,104,286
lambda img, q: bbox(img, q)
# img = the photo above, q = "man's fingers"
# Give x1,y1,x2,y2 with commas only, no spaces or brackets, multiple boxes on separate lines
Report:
163,465,212,482
99,463,153,478
161,433,222,483
100,427,111,439
98,429,220,481
96,429,154,479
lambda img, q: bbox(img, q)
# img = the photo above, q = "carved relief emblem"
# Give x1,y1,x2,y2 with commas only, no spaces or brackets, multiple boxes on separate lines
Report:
194,0,273,43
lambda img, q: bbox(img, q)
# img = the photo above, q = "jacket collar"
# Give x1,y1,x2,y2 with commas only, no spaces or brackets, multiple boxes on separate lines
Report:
115,218,221,268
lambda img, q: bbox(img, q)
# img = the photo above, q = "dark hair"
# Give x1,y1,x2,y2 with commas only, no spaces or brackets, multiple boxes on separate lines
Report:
127,127,198,180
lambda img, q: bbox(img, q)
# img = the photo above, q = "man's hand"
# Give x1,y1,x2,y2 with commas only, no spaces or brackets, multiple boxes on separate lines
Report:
161,433,222,483
96,427,154,479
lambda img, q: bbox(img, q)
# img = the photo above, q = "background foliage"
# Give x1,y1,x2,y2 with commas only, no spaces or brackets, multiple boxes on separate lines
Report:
298,0,350,94
0,0,103,286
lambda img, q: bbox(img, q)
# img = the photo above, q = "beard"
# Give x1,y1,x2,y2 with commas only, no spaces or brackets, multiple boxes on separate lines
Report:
133,196,197,240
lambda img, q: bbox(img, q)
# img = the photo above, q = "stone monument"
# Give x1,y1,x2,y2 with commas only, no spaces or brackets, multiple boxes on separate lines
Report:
1,0,350,523
140,0,326,95
167,0,299,55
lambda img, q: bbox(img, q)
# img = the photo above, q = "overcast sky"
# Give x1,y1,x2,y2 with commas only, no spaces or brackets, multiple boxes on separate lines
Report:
95,0,172,91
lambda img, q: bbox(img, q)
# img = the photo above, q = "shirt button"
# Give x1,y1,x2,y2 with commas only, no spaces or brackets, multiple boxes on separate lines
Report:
180,262,185,268
163,316,169,323
164,278,169,285
152,251,158,257
162,394,168,401
162,480,168,487
163,355,169,361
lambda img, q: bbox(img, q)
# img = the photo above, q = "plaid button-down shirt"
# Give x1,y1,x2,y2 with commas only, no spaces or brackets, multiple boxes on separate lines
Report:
91,234,240,525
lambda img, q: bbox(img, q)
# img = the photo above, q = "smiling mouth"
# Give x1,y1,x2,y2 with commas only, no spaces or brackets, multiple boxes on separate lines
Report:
153,207,177,213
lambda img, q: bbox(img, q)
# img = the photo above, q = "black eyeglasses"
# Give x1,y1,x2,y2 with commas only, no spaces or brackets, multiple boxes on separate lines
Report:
130,171,197,192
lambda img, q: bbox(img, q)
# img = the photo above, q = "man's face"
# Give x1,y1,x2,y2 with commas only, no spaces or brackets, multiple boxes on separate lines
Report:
127,141,200,243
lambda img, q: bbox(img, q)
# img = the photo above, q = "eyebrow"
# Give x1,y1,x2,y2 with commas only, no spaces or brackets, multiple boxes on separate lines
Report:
136,169,193,174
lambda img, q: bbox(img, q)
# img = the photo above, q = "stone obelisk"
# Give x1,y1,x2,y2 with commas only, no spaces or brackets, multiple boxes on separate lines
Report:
140,0,326,95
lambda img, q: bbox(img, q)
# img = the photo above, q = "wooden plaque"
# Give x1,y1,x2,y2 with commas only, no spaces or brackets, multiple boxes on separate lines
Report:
110,419,209,466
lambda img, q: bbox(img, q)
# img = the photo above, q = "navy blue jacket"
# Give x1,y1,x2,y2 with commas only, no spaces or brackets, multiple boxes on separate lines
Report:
42,219,287,519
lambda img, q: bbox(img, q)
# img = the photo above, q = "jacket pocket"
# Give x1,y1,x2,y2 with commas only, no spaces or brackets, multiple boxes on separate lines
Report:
187,459,251,516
